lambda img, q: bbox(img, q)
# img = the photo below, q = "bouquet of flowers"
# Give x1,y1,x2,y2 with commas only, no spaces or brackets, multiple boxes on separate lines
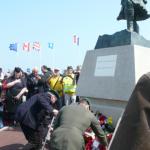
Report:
84,112,114,150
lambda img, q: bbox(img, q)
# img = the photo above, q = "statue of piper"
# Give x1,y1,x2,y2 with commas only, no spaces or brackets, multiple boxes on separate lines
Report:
117,0,150,34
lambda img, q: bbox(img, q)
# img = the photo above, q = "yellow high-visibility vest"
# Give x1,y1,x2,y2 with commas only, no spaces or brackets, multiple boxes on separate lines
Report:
63,74,76,94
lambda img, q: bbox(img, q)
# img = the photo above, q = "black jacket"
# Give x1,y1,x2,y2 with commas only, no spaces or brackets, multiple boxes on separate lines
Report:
15,93,54,129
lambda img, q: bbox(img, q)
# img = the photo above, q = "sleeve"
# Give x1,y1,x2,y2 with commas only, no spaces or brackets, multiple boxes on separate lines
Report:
53,110,61,129
2,80,7,90
90,114,108,146
53,107,65,129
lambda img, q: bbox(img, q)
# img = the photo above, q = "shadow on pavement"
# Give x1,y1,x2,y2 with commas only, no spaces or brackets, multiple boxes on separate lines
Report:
0,144,24,150
0,143,31,150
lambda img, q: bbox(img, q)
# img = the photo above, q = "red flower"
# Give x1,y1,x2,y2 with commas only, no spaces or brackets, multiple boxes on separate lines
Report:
107,133,113,142
99,115,107,125
99,145,106,150
85,139,93,150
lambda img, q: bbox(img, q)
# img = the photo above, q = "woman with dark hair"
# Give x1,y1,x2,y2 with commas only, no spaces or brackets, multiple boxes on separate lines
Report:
4,67,28,125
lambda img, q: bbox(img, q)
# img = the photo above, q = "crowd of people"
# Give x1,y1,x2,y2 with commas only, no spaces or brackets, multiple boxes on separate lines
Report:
0,65,81,126
0,65,109,150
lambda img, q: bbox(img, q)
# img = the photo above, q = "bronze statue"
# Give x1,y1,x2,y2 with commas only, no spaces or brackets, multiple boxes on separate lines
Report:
117,0,150,34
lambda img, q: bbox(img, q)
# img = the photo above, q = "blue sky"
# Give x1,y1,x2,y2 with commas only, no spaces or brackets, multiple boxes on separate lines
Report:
0,0,150,72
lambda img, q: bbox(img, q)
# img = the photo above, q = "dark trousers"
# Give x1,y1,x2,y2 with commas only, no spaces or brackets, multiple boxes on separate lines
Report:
20,123,48,149
3,112,15,126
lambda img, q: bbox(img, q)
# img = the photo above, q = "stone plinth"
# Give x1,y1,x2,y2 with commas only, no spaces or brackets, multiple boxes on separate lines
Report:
77,44,150,125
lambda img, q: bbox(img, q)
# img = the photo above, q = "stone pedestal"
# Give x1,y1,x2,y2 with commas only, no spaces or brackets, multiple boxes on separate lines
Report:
77,30,150,126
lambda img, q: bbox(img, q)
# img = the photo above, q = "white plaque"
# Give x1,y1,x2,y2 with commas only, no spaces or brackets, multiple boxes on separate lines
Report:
94,55,117,77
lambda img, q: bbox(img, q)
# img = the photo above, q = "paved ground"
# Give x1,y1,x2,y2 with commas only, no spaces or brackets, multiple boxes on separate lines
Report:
0,127,30,150
0,126,50,150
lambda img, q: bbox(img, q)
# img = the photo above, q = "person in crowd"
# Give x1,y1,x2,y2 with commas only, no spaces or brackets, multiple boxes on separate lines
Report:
4,70,11,79
27,67,44,98
3,67,28,125
74,65,82,102
74,65,82,83
62,69,67,77
41,65,52,79
41,65,53,92
62,66,77,105
109,72,150,150
48,68,64,108
15,90,59,150
49,97,108,150
0,68,4,81
0,68,4,128
0,69,12,128
0,68,4,95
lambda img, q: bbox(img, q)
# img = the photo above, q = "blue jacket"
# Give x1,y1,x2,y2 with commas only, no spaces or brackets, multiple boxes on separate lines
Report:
15,92,53,129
